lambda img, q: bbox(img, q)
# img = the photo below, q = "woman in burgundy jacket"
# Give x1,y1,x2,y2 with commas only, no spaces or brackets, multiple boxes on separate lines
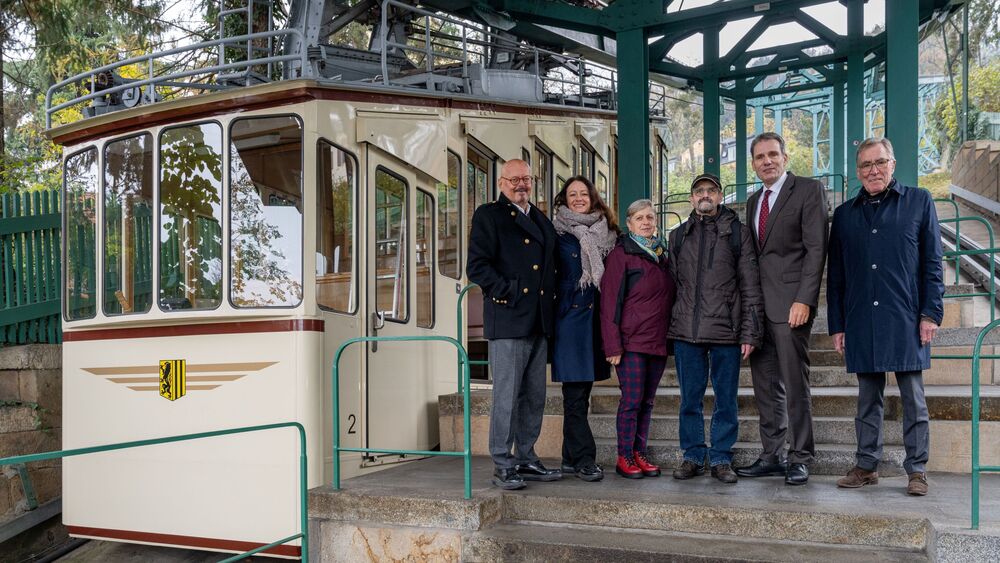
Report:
600,199,677,479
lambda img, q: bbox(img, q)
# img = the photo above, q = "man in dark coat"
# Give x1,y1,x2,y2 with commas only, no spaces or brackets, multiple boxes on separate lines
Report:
467,158,561,489
667,173,763,484
828,137,944,496
737,132,829,486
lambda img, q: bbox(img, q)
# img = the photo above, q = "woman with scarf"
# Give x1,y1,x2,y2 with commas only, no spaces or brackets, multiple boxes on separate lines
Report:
551,176,619,482
600,199,677,479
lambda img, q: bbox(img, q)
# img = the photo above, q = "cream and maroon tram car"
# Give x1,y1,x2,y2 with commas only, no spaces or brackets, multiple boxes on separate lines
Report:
49,0,679,556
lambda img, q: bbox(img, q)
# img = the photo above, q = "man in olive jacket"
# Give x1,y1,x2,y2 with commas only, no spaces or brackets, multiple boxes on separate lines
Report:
667,173,763,483
467,159,561,490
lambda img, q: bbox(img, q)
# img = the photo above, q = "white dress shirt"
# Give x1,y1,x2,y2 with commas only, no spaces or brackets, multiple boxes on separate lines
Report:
754,171,789,238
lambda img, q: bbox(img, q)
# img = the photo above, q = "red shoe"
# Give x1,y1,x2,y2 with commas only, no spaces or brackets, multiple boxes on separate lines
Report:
634,451,661,477
616,454,644,479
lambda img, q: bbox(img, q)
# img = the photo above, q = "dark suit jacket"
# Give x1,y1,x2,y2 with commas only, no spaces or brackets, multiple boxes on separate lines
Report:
466,193,557,339
745,173,829,323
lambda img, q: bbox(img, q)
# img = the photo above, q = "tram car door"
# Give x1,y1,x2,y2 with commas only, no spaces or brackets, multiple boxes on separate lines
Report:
362,145,450,460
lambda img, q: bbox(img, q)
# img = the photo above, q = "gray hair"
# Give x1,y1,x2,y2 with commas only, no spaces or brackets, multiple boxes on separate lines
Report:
626,198,654,219
750,132,787,157
856,137,895,161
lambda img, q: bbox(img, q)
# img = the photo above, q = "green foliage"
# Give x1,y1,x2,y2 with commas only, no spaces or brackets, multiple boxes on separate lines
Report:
918,171,952,198
931,58,1000,158
2,1,166,194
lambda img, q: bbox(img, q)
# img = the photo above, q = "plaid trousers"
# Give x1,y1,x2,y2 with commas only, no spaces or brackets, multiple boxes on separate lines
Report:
616,351,666,457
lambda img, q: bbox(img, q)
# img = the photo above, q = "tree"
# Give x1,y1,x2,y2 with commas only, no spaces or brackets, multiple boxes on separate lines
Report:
2,0,166,193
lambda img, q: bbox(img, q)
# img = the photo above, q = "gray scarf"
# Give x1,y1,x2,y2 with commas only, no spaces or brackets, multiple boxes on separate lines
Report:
552,206,617,289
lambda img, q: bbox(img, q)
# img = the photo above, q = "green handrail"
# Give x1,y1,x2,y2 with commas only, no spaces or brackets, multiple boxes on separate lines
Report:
970,320,1000,529
939,216,996,322
457,283,489,388
0,422,308,562
331,335,473,499
934,197,962,285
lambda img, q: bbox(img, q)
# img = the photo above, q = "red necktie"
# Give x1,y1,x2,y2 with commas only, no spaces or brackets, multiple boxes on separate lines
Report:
758,189,773,248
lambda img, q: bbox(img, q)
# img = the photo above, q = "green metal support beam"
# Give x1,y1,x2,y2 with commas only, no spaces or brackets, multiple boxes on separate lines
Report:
754,103,764,137
614,0,837,35
847,0,866,198
885,0,919,186
833,80,846,185
774,108,783,136
703,27,721,177
735,96,748,201
615,27,650,224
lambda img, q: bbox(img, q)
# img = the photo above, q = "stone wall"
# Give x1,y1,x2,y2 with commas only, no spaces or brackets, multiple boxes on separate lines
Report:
950,140,1000,218
0,344,65,558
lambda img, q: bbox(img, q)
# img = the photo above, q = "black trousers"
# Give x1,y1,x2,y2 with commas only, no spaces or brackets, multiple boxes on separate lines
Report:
561,381,596,468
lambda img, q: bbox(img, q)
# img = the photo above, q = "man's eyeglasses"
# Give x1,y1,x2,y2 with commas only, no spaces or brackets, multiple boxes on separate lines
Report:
692,186,721,196
857,158,894,173
501,176,533,186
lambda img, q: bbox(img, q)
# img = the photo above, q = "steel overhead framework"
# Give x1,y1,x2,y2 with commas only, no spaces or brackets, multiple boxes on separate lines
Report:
426,0,967,214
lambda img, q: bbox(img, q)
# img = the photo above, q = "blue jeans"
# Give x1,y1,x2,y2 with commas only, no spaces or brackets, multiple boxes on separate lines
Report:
673,340,741,467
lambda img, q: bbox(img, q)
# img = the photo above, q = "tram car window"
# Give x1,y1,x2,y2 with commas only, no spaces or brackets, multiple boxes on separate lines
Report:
533,144,554,217
228,115,304,308
375,167,408,322
64,147,98,320
416,189,435,328
103,133,153,316
317,140,357,314
437,151,461,280
465,145,494,246
580,142,596,181
158,122,224,312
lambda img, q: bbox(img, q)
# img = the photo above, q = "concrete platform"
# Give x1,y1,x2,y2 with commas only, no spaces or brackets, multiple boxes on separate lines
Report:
308,455,1000,562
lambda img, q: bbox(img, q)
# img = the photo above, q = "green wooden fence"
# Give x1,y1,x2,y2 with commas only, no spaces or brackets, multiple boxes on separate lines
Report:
0,191,62,344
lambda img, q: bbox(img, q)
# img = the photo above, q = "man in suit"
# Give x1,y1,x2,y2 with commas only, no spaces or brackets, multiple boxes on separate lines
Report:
735,133,829,486
467,158,561,489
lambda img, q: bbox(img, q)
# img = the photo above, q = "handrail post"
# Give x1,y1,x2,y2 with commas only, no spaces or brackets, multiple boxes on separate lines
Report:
331,335,473,499
970,320,1000,529
456,283,480,393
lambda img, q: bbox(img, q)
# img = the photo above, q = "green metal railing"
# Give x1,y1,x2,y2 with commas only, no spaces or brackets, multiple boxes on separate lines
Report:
970,321,1000,529
0,422,308,562
938,216,996,323
457,283,489,384
0,191,61,344
654,193,692,234
331,335,473,499
934,197,963,285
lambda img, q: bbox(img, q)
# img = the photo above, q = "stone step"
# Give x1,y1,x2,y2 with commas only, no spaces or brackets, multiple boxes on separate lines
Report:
587,414,903,446
464,522,928,562
596,365,858,388
661,348,846,369
587,386,1000,421
501,487,929,552
592,438,907,476
308,456,1000,562
443,386,1000,422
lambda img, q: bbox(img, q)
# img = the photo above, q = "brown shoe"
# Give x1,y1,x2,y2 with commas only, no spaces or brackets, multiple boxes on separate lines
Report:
711,464,738,484
672,460,705,480
907,472,928,496
837,466,879,488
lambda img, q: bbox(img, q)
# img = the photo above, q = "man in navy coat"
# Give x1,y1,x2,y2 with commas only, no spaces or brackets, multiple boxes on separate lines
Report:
467,159,561,489
827,137,944,496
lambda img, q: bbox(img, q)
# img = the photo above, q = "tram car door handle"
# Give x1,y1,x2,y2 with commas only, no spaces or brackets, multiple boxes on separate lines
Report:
371,311,386,352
